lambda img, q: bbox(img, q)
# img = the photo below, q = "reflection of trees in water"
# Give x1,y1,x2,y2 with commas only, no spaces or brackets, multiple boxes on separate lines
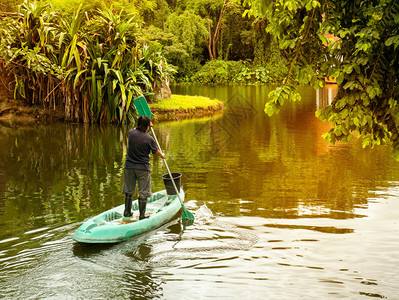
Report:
1,85,398,237
0,124,128,234
247,110,394,219
316,85,338,110
156,86,398,222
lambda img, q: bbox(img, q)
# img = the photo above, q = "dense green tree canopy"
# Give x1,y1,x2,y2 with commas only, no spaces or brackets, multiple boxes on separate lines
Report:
165,11,207,56
242,0,399,154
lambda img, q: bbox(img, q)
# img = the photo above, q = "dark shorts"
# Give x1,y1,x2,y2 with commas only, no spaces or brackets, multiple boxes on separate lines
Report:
122,168,151,199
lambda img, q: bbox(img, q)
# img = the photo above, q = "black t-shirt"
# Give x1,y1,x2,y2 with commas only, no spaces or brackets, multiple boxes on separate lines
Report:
125,128,158,171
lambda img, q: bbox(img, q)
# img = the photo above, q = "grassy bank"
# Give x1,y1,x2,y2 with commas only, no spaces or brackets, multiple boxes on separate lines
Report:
150,95,224,121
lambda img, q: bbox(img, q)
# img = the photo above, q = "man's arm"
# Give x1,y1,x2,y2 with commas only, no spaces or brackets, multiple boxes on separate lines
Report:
155,149,166,159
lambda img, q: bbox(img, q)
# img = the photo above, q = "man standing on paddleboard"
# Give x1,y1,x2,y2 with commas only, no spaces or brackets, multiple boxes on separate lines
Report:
122,116,166,221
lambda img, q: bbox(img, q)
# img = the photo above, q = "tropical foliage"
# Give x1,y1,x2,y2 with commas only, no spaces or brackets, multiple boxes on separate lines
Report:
0,0,22,11
41,0,156,17
140,0,286,82
143,11,208,79
241,0,399,153
1,0,288,89
0,1,173,123
192,60,284,85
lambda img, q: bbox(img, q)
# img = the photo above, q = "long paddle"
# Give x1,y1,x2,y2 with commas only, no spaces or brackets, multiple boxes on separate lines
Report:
133,96,194,223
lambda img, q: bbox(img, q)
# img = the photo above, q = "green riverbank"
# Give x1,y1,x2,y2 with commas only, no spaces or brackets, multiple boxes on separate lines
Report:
0,94,223,125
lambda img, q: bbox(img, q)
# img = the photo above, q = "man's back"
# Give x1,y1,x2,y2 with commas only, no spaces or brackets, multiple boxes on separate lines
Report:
125,129,157,171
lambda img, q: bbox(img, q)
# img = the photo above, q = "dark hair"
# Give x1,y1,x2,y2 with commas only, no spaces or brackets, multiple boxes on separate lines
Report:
136,116,151,132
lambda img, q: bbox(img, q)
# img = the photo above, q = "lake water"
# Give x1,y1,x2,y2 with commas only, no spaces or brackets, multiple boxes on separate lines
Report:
1,85,399,299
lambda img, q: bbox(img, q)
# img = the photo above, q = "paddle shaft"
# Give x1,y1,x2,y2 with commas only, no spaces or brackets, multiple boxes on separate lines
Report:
150,127,184,204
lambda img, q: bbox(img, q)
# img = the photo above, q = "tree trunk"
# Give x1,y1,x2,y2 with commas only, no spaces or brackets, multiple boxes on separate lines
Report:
0,62,14,99
205,0,228,60
205,13,215,60
64,81,72,122
212,0,227,59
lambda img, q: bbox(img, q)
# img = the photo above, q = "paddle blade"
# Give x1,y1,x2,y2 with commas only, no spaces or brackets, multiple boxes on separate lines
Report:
134,96,152,119
182,204,194,224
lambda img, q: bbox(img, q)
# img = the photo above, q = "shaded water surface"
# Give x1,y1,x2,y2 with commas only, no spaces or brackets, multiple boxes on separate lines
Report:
1,85,399,299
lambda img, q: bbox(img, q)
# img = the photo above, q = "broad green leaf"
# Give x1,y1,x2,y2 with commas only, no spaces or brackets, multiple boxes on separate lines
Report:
265,102,279,116
354,116,360,126
74,48,81,71
119,83,126,106
315,109,323,119
362,138,370,148
111,69,124,84
385,36,399,48
361,115,367,126
367,86,376,99
73,69,87,89
340,108,349,119
126,90,133,111
367,115,373,128
335,98,346,109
